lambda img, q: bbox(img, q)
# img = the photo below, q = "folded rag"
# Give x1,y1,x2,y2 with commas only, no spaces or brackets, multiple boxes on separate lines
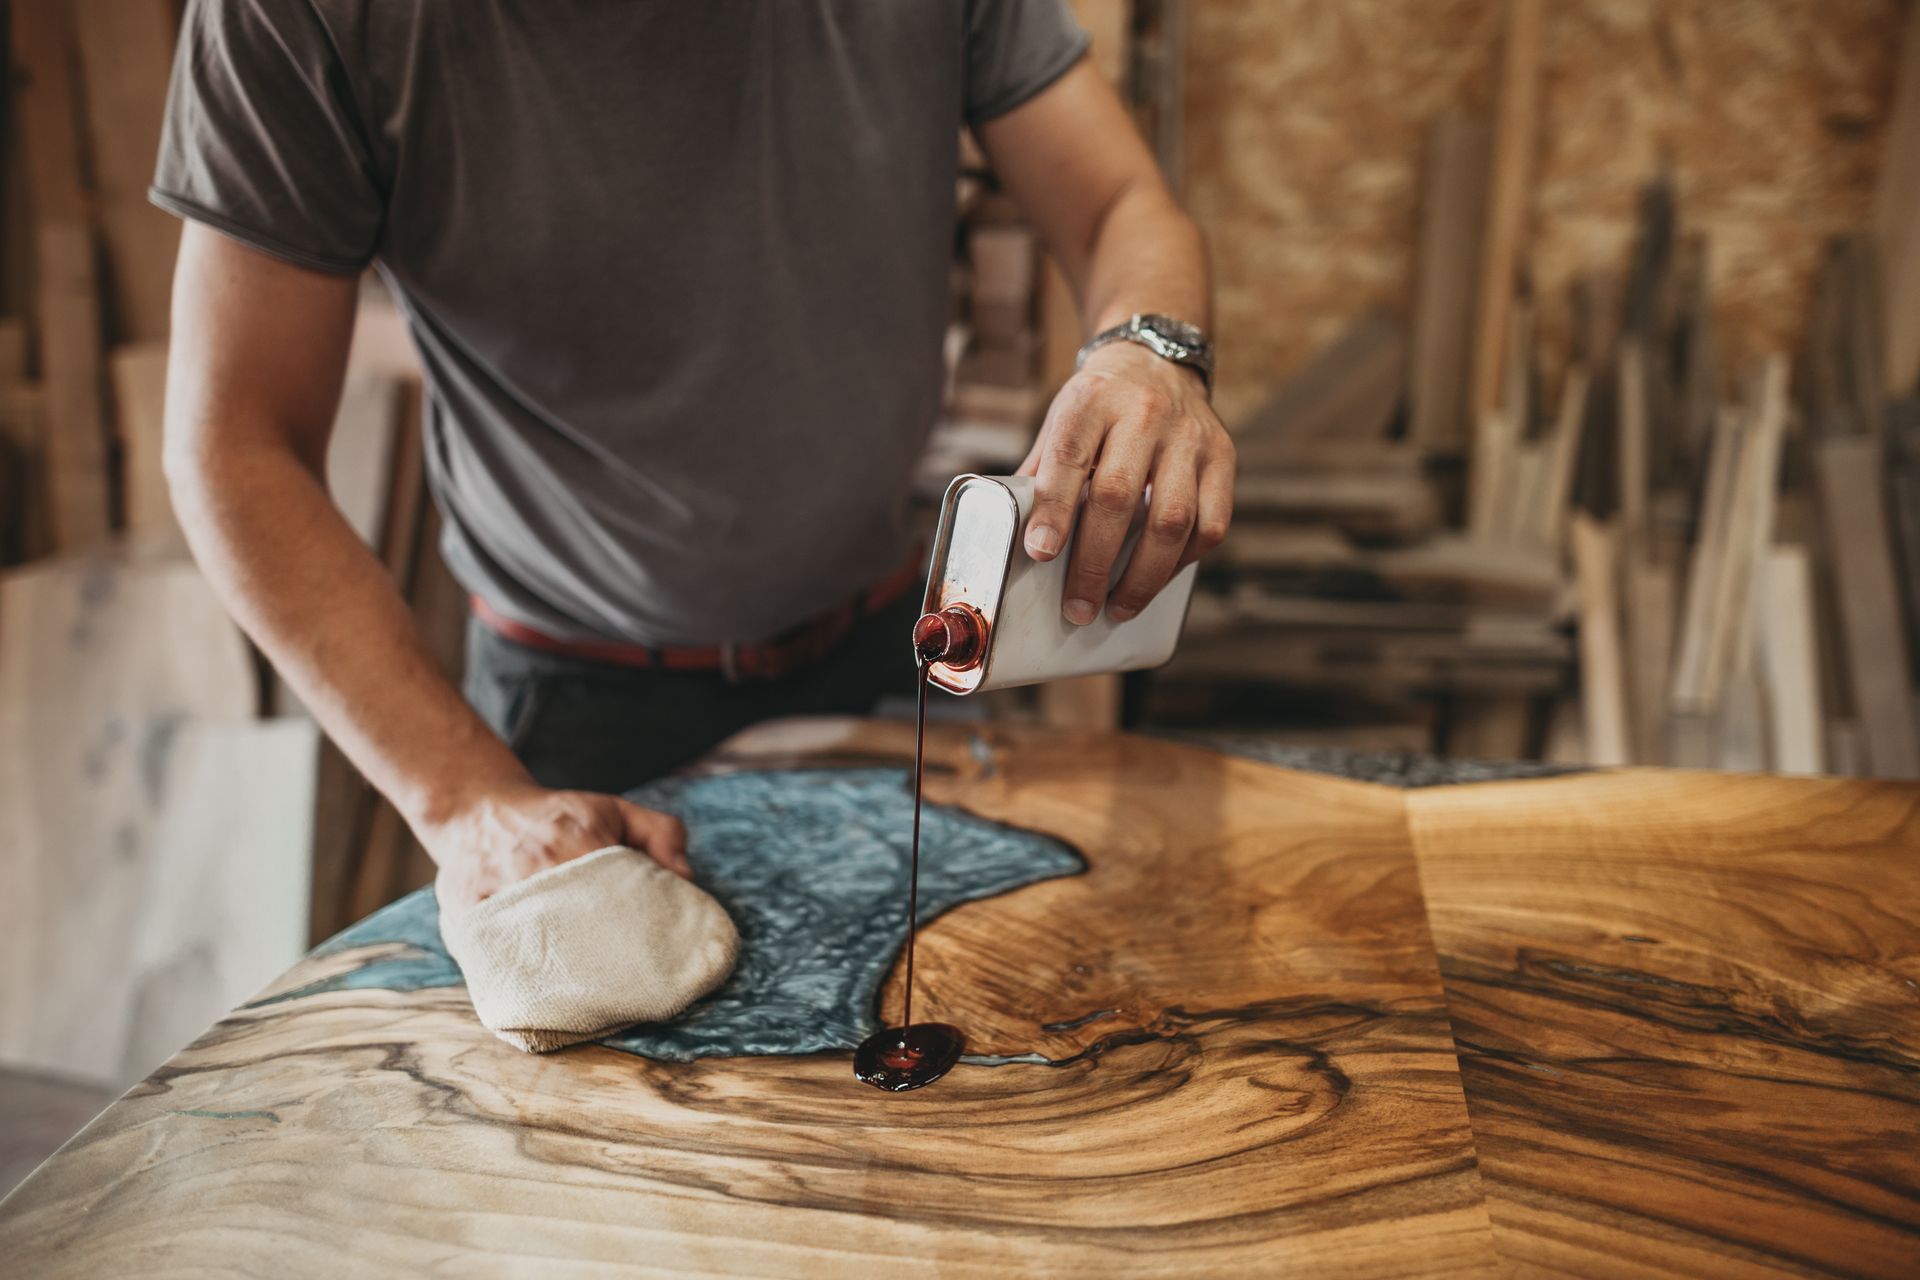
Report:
438,845,739,1053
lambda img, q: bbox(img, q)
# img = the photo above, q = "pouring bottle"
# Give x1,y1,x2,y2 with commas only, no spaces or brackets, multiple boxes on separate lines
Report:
913,474,1198,695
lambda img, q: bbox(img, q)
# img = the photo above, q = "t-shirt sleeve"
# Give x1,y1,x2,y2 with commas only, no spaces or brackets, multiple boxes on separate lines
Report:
964,0,1092,125
150,0,384,274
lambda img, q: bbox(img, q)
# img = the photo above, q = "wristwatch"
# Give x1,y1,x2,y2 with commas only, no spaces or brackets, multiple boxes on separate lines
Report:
1075,313,1215,396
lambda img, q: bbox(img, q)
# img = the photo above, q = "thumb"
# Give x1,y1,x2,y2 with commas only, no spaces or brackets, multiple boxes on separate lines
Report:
618,800,692,879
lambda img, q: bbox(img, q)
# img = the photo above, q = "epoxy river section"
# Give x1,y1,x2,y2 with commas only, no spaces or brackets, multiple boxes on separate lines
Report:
257,767,1085,1061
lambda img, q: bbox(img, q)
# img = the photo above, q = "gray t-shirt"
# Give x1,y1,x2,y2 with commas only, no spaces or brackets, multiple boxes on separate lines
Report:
154,0,1087,645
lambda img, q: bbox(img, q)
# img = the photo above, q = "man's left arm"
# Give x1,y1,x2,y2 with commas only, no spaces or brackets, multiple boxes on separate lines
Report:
977,58,1234,625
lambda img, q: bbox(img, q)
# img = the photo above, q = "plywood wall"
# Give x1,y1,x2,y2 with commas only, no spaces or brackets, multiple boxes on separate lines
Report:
1185,0,1905,424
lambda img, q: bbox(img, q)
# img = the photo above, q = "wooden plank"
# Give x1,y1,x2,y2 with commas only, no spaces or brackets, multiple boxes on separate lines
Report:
1704,358,1787,695
0,553,258,1087
1570,514,1629,765
9,0,87,224
72,0,180,342
1615,337,1649,541
1235,310,1405,458
1469,299,1532,540
1232,469,1440,542
1408,768,1920,1274
1407,112,1490,455
114,719,319,1083
1526,365,1590,552
1713,671,1768,773
0,725,1501,1274
1671,409,1743,711
109,340,177,546
1874,3,1920,397
1447,695,1531,760
1035,672,1122,732
35,221,112,548
1755,544,1825,775
1624,553,1676,765
1813,437,1920,777
1467,0,1542,425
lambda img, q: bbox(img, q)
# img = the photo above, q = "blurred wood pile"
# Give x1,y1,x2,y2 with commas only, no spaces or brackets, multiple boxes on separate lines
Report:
1157,0,1920,779
0,0,459,990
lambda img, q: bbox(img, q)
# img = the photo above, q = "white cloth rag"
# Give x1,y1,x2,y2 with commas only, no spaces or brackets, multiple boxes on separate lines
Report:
439,845,739,1053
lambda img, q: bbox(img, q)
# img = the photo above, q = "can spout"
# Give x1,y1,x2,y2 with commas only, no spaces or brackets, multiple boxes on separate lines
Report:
912,604,986,670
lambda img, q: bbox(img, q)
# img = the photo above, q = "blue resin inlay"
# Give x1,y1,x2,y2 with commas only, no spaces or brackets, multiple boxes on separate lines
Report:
256,767,1084,1061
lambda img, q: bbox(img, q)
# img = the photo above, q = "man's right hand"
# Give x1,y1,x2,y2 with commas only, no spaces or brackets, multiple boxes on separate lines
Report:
423,783,692,915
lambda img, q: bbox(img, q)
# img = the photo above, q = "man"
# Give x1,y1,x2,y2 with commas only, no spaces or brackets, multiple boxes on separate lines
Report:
156,1,1233,916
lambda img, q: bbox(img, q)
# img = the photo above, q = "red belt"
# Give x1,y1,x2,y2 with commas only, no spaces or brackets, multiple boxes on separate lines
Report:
471,548,924,682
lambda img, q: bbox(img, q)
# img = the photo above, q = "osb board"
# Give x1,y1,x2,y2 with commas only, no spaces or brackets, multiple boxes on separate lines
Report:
1184,0,1903,425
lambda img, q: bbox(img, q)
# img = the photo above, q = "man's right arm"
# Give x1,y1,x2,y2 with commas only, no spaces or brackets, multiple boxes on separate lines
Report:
165,223,692,912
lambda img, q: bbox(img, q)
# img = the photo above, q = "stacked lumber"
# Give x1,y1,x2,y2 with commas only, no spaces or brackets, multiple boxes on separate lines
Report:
1153,0,1920,778
1,3,469,941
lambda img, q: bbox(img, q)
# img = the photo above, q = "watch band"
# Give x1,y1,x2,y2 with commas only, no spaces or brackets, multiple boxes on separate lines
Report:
1075,313,1215,395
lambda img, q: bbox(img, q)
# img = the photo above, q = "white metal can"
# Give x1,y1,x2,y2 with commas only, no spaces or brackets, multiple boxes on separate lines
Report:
916,474,1199,695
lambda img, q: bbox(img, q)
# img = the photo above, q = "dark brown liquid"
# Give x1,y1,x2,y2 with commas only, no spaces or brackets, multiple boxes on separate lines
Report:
854,660,965,1091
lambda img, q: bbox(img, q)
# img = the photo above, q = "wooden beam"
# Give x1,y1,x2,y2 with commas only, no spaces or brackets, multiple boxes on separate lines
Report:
1467,0,1542,424
1813,436,1920,777
1616,338,1649,543
1570,513,1629,765
1528,365,1590,553
9,0,88,224
72,0,180,342
1705,357,1787,693
35,222,112,547
1754,545,1825,776
1624,554,1676,765
1407,112,1490,455
1874,3,1920,397
1235,310,1405,457
110,341,176,546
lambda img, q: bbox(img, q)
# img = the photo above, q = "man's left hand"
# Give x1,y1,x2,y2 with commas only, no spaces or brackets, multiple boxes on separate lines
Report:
1017,341,1235,624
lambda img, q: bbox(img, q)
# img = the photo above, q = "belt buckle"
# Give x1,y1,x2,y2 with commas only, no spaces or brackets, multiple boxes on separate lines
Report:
720,641,743,684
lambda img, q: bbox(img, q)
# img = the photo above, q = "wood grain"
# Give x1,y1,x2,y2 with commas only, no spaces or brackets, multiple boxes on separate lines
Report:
1408,769,1920,1276
7,722,1916,1275
0,724,1497,1276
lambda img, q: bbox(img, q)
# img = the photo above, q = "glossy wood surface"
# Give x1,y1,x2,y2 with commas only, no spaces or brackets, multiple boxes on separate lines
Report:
3,721,1915,1277
1407,769,1920,1277
0,721,1495,1277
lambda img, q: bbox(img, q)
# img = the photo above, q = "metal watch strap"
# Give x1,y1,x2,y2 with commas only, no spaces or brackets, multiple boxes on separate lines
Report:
1074,313,1215,396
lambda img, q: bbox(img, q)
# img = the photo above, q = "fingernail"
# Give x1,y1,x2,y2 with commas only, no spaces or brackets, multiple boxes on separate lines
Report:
1063,598,1097,625
1108,603,1138,622
1026,525,1060,558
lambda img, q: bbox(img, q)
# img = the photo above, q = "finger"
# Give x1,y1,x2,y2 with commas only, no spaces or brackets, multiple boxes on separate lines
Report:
619,801,693,879
1177,446,1236,569
1061,423,1153,625
1014,431,1043,478
1024,385,1103,562
1106,451,1198,621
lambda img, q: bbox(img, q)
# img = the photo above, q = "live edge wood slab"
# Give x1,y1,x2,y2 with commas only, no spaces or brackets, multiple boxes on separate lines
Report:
2,720,1915,1278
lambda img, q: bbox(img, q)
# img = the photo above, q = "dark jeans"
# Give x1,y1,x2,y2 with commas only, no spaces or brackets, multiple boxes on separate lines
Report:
463,593,923,793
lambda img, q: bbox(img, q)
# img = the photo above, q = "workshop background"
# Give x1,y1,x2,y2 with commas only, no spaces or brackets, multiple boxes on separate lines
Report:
1,0,1917,1191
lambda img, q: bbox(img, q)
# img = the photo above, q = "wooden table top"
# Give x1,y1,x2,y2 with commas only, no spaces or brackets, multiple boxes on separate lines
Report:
2,719,1915,1278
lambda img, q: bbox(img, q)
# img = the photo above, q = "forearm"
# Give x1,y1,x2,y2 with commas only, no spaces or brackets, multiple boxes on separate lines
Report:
1075,180,1212,338
168,437,530,841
